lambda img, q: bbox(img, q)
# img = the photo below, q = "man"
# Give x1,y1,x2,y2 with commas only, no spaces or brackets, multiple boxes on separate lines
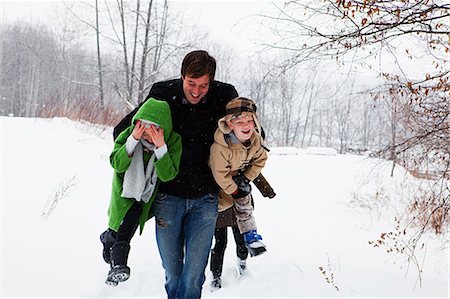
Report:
114,50,238,298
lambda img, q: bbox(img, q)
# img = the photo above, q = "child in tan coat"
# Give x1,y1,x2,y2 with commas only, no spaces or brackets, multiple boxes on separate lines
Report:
209,97,268,258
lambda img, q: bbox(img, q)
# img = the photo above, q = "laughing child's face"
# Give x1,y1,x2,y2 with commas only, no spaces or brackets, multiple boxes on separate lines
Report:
227,114,255,143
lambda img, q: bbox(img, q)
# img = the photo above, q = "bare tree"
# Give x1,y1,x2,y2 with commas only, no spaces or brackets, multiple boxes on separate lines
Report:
63,1,106,108
253,0,450,269
1,24,61,117
256,1,449,175
235,56,277,143
298,70,320,148
103,0,189,108
333,95,352,154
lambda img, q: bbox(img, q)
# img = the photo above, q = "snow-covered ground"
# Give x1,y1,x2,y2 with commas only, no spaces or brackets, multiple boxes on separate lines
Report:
1,117,448,298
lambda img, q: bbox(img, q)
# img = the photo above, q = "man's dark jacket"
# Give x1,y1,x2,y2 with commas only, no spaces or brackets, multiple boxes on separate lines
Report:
114,78,239,198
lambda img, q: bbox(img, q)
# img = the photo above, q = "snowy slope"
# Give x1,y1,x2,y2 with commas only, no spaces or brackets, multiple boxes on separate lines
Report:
1,117,448,298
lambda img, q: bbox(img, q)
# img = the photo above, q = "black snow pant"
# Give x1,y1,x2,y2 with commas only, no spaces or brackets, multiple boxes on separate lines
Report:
100,201,142,267
210,225,248,279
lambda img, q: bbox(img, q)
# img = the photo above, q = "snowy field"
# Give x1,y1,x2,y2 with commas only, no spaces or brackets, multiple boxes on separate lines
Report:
1,117,448,298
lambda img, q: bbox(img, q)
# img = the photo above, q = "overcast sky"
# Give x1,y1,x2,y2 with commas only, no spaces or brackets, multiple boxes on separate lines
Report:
0,1,276,52
1,1,415,84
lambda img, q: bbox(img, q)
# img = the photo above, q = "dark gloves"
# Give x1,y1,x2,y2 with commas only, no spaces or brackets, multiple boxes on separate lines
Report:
231,173,251,199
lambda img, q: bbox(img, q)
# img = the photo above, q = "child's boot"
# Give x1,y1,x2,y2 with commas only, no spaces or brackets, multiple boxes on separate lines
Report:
105,241,131,286
210,276,222,292
106,265,130,286
243,230,267,257
237,257,247,276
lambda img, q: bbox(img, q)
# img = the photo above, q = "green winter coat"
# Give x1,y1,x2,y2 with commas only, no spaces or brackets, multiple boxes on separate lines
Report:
108,98,182,234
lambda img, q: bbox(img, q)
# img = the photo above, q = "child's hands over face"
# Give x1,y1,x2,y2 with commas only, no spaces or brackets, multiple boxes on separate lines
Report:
132,121,146,140
143,125,165,148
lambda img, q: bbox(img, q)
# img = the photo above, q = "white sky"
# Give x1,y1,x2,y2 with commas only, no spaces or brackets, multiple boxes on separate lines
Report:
1,1,56,24
171,1,276,50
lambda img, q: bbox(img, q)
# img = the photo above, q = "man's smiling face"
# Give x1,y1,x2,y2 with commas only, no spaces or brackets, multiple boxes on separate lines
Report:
182,74,210,104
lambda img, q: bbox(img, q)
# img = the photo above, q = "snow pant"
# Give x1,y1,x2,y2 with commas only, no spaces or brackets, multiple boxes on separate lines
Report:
210,225,248,279
234,193,257,234
100,201,142,267
153,192,218,299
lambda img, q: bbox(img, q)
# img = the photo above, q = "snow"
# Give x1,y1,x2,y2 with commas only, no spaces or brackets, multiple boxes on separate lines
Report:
269,147,300,156
306,147,338,156
1,116,448,298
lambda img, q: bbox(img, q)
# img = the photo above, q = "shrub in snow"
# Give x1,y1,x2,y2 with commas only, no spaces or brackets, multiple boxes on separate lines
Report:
41,175,77,219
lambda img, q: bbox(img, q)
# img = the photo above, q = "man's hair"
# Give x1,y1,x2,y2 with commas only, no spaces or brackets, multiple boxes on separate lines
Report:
181,50,216,82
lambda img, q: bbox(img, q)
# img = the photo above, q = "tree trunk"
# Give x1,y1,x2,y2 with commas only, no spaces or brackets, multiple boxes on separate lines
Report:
300,89,313,148
118,0,131,105
390,96,397,177
152,0,168,73
137,0,153,104
25,63,36,117
95,0,104,107
129,0,140,105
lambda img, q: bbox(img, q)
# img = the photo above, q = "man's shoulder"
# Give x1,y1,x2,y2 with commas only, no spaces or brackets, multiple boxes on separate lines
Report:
209,80,238,104
148,78,238,104
147,79,182,101
211,80,237,93
151,78,236,93
152,78,181,89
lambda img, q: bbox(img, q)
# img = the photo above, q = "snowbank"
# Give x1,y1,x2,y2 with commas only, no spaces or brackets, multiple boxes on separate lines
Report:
268,147,300,155
306,146,337,156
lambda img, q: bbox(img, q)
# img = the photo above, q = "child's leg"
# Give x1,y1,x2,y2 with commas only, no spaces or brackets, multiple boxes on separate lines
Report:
233,194,257,234
111,201,142,267
105,201,143,285
234,195,266,257
100,229,117,264
210,227,228,279
231,224,248,261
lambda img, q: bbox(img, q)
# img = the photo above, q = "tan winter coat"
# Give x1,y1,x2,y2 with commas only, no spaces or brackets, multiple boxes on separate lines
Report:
209,127,267,211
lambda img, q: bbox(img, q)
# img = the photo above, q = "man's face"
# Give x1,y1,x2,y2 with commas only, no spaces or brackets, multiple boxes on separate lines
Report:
227,115,255,142
182,74,210,104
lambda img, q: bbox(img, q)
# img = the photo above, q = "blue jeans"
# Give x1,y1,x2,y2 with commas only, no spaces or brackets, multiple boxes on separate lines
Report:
153,192,218,299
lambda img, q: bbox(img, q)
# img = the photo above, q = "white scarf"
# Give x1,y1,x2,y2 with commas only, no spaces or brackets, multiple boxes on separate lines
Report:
121,141,158,203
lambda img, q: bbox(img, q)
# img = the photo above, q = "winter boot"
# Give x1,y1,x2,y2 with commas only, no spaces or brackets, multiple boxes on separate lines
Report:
243,230,267,257
105,241,131,286
237,257,247,276
106,265,131,286
210,277,222,292
100,229,117,264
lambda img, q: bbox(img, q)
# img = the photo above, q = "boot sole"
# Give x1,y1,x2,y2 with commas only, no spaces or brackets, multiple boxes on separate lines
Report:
105,279,119,287
105,267,130,286
247,245,267,257
109,272,130,282
237,265,247,276
105,272,129,286
210,280,222,292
